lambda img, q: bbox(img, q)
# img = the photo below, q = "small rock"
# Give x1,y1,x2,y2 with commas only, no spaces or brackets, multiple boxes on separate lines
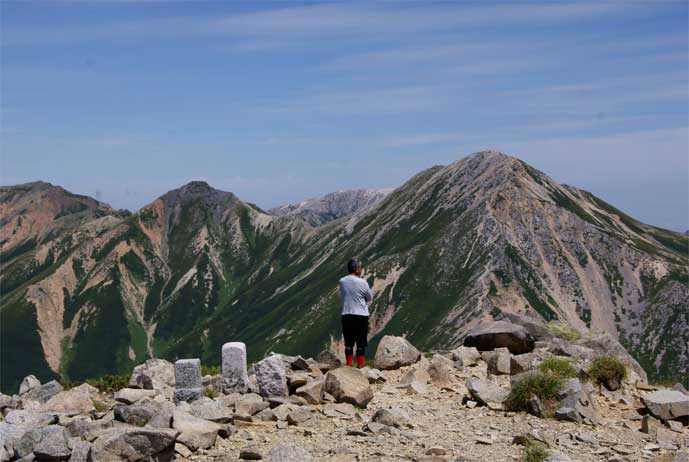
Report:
19,375,41,395
325,367,373,407
114,388,157,404
254,356,289,398
240,446,264,460
451,346,481,368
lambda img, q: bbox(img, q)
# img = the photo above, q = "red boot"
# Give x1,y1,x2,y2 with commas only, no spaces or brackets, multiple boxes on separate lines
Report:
356,355,365,368
346,354,354,367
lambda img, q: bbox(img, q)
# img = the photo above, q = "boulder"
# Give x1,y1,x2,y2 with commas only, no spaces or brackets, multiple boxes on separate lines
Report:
373,336,421,370
325,367,373,407
189,399,233,423
113,388,157,405
235,393,270,416
19,375,41,396
268,443,313,462
321,402,356,419
463,321,535,354
128,359,175,391
466,379,509,408
359,367,386,384
22,380,63,404
428,354,454,384
114,403,157,427
557,378,599,425
146,401,176,429
32,425,71,461
295,379,325,405
399,366,430,395
89,427,177,462
254,356,289,398
67,439,91,462
451,346,481,368
39,384,96,415
482,349,512,375
172,409,221,451
286,407,315,425
495,313,554,340
222,342,250,394
641,390,689,420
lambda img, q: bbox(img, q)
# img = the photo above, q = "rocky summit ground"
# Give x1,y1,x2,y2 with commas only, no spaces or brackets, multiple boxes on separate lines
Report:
0,317,687,462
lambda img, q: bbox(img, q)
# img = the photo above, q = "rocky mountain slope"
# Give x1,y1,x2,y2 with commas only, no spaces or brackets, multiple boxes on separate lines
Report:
268,189,391,227
1,152,687,393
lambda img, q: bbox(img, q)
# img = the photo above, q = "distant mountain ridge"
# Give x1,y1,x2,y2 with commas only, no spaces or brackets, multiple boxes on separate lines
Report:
1,151,687,393
268,189,392,226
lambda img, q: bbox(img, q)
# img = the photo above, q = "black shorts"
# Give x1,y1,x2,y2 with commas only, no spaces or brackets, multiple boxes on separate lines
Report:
342,314,369,349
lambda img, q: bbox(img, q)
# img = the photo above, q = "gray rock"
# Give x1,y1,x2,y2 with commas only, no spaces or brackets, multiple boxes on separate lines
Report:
267,443,313,462
371,407,412,428
39,384,96,415
642,390,689,420
316,350,342,369
113,388,157,405
189,399,233,423
544,455,573,462
463,321,535,354
254,356,289,398
528,395,546,418
236,394,270,416
428,354,454,383
466,379,509,407
325,367,373,407
286,408,314,425
495,313,554,340
359,367,386,384
19,375,41,396
4,410,57,427
321,403,356,419
146,401,176,429
68,439,91,462
173,387,202,404
172,409,221,451
373,336,421,370
580,333,648,383
555,407,582,423
89,427,177,462
222,342,250,394
557,378,599,425
451,346,481,368
295,379,324,405
290,356,311,371
15,428,43,459
482,349,511,375
33,425,71,461
128,358,175,391
22,381,63,404
114,403,157,427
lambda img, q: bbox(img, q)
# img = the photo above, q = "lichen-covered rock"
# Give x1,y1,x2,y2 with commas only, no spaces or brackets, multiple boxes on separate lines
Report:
373,336,421,370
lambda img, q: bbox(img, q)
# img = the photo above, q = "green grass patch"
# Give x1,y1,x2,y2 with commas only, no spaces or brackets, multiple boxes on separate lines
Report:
547,322,581,341
538,357,578,379
588,355,627,390
201,365,221,376
86,374,130,393
523,442,550,462
506,372,563,413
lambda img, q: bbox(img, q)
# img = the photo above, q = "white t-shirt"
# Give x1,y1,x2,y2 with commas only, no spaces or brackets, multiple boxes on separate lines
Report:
339,274,372,316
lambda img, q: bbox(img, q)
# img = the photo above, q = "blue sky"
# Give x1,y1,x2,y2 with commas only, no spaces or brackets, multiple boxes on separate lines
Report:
1,1,687,231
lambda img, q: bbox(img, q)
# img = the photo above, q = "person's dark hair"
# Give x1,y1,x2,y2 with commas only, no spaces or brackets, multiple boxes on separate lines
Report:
347,258,361,274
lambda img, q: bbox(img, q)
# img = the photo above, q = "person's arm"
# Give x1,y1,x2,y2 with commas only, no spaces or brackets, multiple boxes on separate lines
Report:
365,281,373,305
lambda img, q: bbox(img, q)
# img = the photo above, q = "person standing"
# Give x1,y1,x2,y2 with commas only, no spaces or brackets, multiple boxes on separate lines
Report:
339,258,372,367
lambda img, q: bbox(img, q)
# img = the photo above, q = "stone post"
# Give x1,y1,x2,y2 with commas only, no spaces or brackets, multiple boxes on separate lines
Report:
222,342,249,394
173,358,202,403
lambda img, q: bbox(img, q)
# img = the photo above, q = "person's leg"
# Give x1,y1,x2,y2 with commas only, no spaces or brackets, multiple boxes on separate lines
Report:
355,315,369,368
342,315,355,366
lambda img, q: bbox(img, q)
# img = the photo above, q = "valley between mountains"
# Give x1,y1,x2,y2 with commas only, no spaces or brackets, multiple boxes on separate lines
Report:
1,151,687,393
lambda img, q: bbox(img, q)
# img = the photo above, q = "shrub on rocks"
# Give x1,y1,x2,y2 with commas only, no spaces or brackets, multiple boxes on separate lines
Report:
538,358,577,380
546,322,581,342
588,355,627,391
506,372,562,413
524,441,550,462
